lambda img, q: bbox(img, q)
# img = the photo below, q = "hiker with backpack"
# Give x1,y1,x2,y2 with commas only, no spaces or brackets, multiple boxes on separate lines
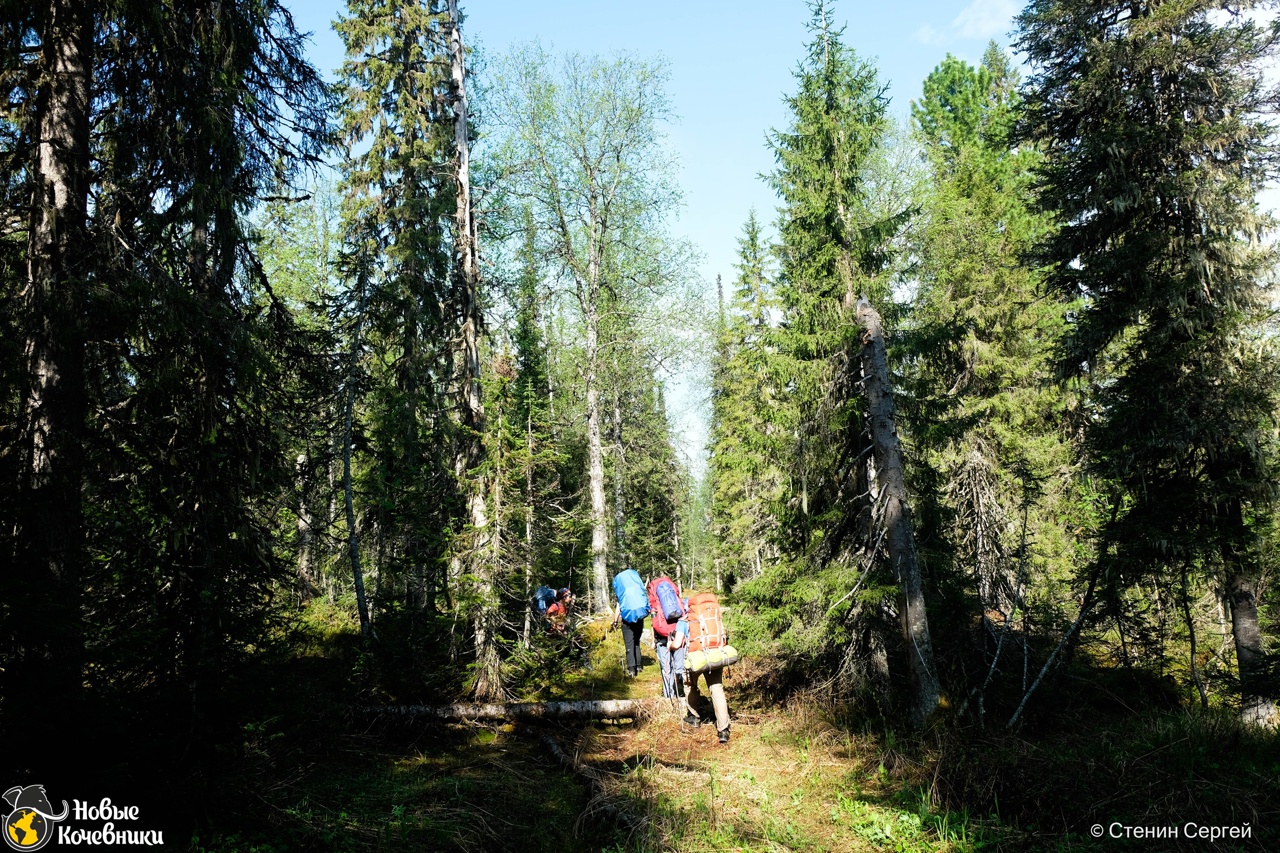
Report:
647,575,687,699
682,590,739,744
533,585,558,624
611,567,649,677
545,587,573,634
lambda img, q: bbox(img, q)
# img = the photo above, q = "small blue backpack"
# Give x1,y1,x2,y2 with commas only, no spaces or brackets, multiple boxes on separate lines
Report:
533,585,557,615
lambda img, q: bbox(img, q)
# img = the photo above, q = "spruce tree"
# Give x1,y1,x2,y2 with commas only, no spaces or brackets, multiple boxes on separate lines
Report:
708,212,785,589
1018,0,1280,724
4,0,93,735
753,0,934,724
906,47,1076,718
505,212,568,644
62,0,331,755
336,0,457,624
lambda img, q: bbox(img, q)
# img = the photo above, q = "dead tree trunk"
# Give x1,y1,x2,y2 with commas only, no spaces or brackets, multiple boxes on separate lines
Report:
539,731,649,834
855,297,941,730
447,0,500,700
365,698,661,721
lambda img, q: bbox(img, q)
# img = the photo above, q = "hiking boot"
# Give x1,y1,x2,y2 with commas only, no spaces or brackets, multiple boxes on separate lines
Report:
717,727,730,744
683,711,701,728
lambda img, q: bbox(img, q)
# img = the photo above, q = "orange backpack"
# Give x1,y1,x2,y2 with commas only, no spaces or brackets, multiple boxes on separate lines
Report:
685,592,725,654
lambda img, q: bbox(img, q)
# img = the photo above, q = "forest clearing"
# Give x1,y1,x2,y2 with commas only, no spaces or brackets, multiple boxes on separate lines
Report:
5,0,1280,850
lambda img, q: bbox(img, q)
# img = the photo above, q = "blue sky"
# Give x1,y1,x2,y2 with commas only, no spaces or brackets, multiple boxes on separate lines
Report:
286,0,1024,468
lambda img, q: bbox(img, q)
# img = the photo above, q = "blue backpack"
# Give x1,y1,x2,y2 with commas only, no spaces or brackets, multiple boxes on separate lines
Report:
612,569,649,623
647,576,685,637
533,585,557,615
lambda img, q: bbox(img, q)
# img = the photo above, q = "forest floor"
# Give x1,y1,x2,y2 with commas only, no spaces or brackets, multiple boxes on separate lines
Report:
194,608,1280,852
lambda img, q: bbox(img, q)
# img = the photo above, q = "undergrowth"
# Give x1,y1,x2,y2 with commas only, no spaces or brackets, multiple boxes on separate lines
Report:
188,601,1279,852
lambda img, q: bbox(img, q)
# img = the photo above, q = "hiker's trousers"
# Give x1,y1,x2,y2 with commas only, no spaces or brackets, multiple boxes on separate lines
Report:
620,618,644,676
686,667,730,733
655,635,686,698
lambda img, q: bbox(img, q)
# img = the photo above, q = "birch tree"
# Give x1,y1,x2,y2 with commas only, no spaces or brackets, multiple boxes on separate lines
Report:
488,46,684,614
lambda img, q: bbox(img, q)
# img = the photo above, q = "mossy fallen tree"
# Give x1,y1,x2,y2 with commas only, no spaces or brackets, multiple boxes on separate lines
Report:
361,698,663,721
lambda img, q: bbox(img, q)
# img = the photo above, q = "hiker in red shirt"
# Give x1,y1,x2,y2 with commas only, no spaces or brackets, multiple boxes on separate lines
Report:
546,587,573,633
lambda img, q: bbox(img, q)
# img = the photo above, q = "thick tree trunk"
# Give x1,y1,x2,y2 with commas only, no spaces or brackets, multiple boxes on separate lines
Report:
1227,570,1277,727
13,0,93,725
855,297,941,730
586,286,610,614
448,0,500,700
367,698,661,720
612,385,628,569
1218,498,1277,727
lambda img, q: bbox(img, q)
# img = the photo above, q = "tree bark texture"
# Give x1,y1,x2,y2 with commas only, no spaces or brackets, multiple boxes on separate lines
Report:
586,292,610,614
855,297,941,730
447,0,499,700
1227,570,1278,727
12,0,94,721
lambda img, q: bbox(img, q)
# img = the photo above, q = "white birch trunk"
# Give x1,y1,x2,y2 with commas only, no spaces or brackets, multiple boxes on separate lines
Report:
366,698,662,720
585,233,610,613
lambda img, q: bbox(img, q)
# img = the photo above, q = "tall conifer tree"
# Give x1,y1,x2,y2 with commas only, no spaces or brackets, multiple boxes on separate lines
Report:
336,0,457,624
1018,0,1280,724
39,0,333,755
755,0,935,724
709,212,785,589
906,48,1077,716
5,0,93,733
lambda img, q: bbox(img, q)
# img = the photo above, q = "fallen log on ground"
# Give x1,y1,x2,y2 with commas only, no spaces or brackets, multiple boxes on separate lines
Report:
360,698,663,721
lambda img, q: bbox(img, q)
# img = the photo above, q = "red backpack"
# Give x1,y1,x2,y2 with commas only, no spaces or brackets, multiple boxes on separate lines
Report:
685,592,725,653
647,576,684,637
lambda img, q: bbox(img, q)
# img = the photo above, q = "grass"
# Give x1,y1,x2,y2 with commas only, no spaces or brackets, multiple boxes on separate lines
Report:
584,687,1021,852
188,606,1280,852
